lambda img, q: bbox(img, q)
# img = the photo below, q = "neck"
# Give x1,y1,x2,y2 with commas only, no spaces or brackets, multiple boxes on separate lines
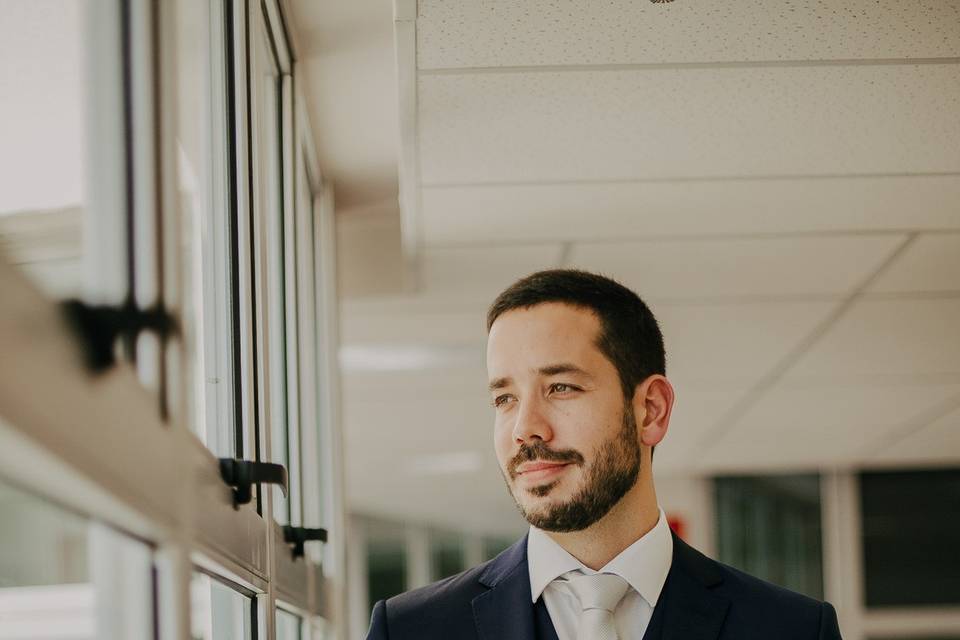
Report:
544,472,660,570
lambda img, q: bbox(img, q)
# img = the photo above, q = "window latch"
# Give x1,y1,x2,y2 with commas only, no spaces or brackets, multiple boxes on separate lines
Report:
60,299,178,372
218,458,288,509
282,526,328,560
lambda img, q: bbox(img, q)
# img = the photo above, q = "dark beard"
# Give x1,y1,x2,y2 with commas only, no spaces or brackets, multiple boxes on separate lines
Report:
505,402,642,532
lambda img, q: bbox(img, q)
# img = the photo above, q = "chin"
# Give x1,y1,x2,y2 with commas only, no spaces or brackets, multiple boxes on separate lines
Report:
520,484,567,507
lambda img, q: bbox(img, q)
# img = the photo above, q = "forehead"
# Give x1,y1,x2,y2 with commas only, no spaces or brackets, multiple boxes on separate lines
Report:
486,302,604,373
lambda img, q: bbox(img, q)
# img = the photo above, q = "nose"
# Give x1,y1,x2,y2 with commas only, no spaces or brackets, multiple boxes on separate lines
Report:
512,396,553,444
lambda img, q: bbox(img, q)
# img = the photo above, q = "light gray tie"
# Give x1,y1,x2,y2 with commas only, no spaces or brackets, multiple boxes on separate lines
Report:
566,573,630,640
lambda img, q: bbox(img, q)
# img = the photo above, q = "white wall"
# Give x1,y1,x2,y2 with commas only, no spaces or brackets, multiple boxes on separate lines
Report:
654,472,716,559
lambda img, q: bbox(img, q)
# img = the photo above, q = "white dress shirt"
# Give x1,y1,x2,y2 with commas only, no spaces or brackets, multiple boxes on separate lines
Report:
527,508,673,640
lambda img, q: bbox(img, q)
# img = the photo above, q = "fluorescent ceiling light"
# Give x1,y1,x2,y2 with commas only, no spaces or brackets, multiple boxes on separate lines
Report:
403,451,484,476
339,344,480,372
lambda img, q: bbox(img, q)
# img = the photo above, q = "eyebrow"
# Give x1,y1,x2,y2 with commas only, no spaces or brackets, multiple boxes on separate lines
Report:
488,362,594,392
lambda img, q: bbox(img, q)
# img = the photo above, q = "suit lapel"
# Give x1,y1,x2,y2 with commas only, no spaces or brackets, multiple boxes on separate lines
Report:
472,536,538,640
470,532,730,640
650,533,730,640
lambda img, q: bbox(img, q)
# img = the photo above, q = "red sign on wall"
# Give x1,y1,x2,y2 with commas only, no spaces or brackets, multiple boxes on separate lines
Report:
666,513,687,541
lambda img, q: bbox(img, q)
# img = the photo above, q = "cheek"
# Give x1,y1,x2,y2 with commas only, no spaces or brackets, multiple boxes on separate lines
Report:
492,419,514,465
549,402,615,447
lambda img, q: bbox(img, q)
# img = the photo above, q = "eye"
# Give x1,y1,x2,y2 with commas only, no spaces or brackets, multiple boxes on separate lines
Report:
549,383,579,395
492,394,515,409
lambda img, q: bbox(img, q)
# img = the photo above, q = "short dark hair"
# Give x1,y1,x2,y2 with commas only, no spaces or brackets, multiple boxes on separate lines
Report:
487,269,666,399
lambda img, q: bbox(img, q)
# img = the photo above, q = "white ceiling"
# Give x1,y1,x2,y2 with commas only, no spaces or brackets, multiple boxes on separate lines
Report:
288,0,400,211
289,0,960,535
415,0,960,68
419,65,960,184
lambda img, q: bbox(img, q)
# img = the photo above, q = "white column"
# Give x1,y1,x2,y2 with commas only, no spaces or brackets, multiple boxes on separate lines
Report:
346,516,369,640
90,522,154,640
821,469,864,640
463,534,485,570
405,525,431,589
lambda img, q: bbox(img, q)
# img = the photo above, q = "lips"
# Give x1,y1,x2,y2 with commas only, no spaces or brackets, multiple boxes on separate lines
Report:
508,443,584,481
516,461,570,475
514,461,574,484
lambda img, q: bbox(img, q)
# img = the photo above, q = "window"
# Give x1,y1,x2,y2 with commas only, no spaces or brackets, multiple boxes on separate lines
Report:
295,151,325,537
0,478,154,640
0,0,89,300
191,572,256,640
715,474,824,600
275,608,302,640
430,532,465,581
176,0,236,456
367,538,407,610
249,0,298,524
0,1,340,639
483,537,515,561
860,468,960,607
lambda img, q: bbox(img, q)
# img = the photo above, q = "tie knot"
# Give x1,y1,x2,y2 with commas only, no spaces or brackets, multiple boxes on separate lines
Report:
566,573,630,613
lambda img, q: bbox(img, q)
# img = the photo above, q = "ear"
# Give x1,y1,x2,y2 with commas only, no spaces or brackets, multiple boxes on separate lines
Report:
631,375,675,448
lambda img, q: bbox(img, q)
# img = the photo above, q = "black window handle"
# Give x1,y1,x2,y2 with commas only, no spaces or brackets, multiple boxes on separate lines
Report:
218,458,288,509
60,299,177,372
283,525,328,560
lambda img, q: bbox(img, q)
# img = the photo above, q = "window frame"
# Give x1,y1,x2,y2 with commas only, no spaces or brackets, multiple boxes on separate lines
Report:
821,470,960,640
0,1,343,639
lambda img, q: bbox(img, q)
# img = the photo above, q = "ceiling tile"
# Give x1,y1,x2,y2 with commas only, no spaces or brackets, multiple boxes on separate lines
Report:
785,298,960,379
420,244,564,297
702,383,960,471
868,233,960,293
569,235,903,299
339,306,485,345
417,0,960,69
653,389,745,472
870,402,960,464
419,65,960,184
342,388,493,452
420,177,960,245
654,300,838,385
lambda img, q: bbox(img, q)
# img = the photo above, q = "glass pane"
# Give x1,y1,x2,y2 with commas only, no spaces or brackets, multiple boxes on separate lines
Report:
715,474,824,600
861,468,960,607
430,532,464,581
275,608,301,640
0,479,153,640
299,162,326,538
249,4,289,523
190,572,254,640
0,0,88,298
482,537,514,561
367,539,406,615
176,0,235,456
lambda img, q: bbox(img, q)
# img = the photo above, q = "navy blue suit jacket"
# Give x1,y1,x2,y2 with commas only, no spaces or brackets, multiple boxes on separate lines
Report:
366,532,842,639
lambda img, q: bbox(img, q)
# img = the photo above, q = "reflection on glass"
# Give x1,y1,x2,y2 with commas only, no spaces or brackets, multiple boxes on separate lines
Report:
297,155,325,533
249,4,290,524
176,0,235,455
190,572,254,640
715,474,824,600
0,0,87,298
861,468,960,607
275,608,301,640
0,478,153,640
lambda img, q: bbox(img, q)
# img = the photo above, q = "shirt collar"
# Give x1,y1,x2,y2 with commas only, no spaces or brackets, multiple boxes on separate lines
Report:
526,508,674,608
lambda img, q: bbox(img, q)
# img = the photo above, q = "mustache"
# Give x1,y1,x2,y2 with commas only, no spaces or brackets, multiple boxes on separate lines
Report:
507,441,584,479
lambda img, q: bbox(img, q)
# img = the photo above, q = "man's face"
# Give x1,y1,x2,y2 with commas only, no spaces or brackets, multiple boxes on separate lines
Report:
486,303,641,532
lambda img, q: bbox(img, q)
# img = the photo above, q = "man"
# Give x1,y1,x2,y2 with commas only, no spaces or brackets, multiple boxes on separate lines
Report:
367,269,842,640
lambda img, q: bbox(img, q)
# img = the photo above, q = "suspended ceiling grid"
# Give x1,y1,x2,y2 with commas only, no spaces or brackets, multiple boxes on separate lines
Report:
319,0,960,534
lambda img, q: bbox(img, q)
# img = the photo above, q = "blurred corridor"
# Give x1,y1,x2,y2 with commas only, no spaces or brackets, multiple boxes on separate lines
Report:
1,1,958,639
